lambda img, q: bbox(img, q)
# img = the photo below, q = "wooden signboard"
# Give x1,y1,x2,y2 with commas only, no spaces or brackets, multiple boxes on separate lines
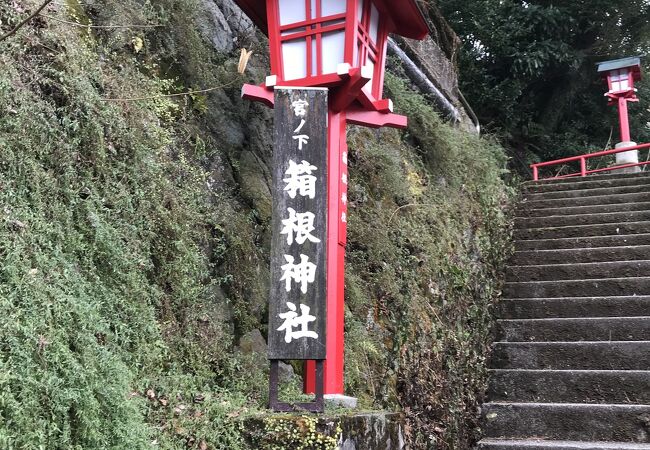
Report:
268,87,328,361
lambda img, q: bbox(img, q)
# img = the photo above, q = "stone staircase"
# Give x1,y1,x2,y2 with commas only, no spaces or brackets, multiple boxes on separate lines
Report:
478,172,650,450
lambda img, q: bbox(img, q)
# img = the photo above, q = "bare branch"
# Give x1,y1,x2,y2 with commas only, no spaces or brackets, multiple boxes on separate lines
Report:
42,15,163,29
100,81,240,102
0,0,54,43
388,203,437,224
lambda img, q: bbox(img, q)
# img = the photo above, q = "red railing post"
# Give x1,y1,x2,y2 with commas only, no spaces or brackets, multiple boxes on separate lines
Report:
532,165,539,181
580,157,587,177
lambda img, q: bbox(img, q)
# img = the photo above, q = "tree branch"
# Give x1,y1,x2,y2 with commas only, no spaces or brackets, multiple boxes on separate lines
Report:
0,0,54,42
42,15,163,29
100,81,240,102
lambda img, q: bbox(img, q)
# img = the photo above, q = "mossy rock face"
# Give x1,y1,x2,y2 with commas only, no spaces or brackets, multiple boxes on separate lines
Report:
238,149,273,222
243,412,406,450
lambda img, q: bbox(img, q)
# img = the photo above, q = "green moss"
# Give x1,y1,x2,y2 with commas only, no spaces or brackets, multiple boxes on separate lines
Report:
341,74,513,447
247,416,340,450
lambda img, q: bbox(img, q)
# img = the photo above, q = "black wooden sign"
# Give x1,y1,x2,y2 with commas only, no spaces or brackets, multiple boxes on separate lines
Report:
268,88,328,361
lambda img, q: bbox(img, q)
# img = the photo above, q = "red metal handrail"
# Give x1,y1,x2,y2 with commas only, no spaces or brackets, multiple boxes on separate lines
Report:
531,142,650,181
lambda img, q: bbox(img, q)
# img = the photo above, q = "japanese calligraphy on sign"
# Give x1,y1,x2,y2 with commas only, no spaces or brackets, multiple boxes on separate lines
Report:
268,88,328,361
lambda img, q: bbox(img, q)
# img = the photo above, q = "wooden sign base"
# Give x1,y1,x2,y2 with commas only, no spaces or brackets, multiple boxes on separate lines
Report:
269,360,325,413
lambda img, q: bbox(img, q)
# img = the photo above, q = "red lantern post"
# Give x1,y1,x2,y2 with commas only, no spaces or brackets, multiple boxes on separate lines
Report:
235,0,429,397
597,57,643,169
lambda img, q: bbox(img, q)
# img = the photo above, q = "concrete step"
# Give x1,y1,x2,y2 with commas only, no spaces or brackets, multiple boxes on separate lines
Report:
516,211,650,229
507,260,650,282
523,173,650,194
487,370,650,404
525,171,650,185
478,438,650,449
531,171,650,182
511,246,650,265
503,277,650,298
515,234,650,251
497,296,650,319
522,192,650,210
514,221,650,240
481,402,650,442
491,341,650,370
497,317,650,342
519,201,650,218
483,173,650,450
524,183,650,202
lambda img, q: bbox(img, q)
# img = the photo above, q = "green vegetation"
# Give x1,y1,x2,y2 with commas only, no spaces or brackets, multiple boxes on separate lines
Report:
0,0,512,448
435,0,650,173
342,72,512,447
247,416,341,450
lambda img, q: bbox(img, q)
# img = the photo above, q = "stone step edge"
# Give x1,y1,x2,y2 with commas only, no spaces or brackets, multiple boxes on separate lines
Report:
488,368,650,374
481,401,650,440
497,316,650,324
524,187,650,201
516,220,650,234
504,275,650,286
493,340,650,345
483,401,650,408
523,177,650,195
515,210,650,222
523,171,650,187
522,193,650,210
514,245,650,255
511,247,650,264
499,295,650,301
525,172,650,185
506,260,650,279
514,233,650,248
524,184,650,200
519,201,650,215
508,259,650,269
478,438,650,449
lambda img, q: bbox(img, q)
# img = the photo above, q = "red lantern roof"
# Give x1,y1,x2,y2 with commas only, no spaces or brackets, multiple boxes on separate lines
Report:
597,56,643,81
234,0,429,40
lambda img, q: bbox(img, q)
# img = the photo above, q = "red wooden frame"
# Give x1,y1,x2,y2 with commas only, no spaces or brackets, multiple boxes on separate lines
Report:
266,0,389,102
531,143,650,181
604,68,641,99
234,0,428,39
355,0,387,100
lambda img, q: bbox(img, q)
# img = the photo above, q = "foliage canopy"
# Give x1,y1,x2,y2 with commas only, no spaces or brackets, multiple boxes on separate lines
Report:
437,0,650,172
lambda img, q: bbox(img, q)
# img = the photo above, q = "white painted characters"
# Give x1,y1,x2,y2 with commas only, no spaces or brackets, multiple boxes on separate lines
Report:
280,254,317,294
291,99,309,118
292,134,310,150
281,208,321,246
291,99,310,150
275,96,322,345
293,119,309,150
294,119,306,134
277,302,318,343
283,160,318,199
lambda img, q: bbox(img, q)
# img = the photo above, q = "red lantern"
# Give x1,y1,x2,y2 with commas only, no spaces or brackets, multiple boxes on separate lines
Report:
598,57,642,99
597,56,643,146
239,0,428,123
